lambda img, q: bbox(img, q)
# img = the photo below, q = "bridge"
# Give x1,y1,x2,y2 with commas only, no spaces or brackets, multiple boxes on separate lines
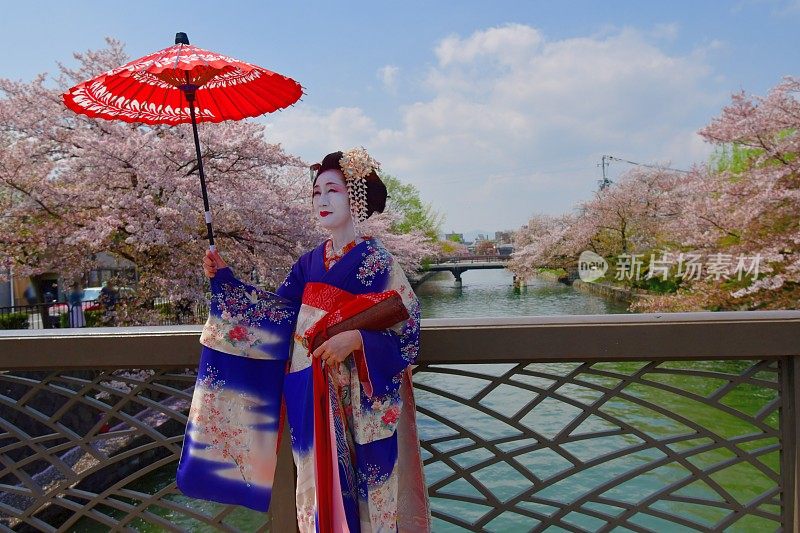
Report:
417,254,512,287
1,310,799,531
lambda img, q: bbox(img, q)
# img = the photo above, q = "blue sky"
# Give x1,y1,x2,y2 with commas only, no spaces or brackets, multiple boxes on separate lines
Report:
2,1,799,234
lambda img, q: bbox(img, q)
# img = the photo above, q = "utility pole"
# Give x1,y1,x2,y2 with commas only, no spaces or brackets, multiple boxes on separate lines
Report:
597,155,612,190
597,154,687,191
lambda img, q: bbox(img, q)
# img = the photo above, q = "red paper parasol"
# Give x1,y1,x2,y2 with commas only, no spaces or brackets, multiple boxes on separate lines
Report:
63,32,303,251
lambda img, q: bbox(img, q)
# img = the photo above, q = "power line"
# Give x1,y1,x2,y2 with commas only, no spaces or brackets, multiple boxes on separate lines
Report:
603,155,689,174
364,154,689,190
596,154,689,190
433,162,590,186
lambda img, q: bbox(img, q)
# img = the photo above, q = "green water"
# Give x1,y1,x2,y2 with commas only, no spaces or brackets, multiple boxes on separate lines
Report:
416,270,630,318
70,270,780,532
414,271,779,532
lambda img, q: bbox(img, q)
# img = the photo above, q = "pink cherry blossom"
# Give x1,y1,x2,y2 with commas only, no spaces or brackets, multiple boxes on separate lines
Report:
510,76,800,311
0,38,435,324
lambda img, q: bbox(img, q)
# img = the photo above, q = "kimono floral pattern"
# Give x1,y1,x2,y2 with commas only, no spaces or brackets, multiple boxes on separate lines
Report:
296,500,316,532
274,237,430,531
199,273,297,359
382,254,421,368
359,464,399,532
291,450,317,528
200,313,286,358
399,297,421,364
211,279,295,326
189,364,253,484
352,375,403,445
356,240,393,287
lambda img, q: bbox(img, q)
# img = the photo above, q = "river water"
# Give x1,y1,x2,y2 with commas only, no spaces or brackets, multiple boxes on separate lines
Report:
416,269,629,318
72,270,776,532
414,271,776,532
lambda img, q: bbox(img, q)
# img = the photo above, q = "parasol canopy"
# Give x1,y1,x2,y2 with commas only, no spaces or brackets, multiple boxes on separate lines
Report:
63,32,303,125
63,32,303,250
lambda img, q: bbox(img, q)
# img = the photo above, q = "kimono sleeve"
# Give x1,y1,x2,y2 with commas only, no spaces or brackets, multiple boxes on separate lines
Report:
197,266,299,359
178,262,300,511
275,256,306,304
353,260,421,398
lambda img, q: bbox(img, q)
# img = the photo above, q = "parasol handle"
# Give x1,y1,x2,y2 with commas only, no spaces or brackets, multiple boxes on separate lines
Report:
182,84,216,252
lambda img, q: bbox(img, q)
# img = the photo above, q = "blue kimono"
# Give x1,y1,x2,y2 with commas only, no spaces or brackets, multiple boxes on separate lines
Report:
177,236,431,532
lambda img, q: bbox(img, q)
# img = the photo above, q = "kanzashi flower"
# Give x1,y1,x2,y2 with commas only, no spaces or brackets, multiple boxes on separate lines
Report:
340,146,381,222
340,146,380,181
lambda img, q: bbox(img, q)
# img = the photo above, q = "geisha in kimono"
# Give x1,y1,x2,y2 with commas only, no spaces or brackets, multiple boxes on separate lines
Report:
176,147,431,532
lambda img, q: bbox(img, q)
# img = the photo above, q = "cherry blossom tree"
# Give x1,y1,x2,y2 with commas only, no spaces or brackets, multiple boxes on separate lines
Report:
683,78,798,304
511,76,800,311
509,167,684,281
0,39,434,324
359,210,437,275
632,77,800,311
581,167,686,254
508,213,584,279
0,39,315,325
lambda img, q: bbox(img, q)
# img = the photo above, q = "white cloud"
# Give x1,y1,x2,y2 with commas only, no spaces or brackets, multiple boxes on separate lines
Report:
435,24,544,67
264,106,379,161
377,65,400,92
265,24,724,232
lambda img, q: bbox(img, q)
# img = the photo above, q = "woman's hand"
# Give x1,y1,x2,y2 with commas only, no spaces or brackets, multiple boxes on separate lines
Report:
203,249,228,279
311,330,363,371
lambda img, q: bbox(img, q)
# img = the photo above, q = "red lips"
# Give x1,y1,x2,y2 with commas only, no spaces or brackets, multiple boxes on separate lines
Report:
320,211,332,217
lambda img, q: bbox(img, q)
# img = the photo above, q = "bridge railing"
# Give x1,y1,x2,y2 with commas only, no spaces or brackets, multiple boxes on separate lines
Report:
433,254,511,264
0,310,798,532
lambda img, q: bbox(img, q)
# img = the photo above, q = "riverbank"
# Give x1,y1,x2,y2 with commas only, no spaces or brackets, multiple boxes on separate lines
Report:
525,270,638,306
527,269,564,283
571,278,638,304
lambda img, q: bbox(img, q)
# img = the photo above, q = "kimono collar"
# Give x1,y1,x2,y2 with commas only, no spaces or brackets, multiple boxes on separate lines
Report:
323,235,373,271
324,238,357,270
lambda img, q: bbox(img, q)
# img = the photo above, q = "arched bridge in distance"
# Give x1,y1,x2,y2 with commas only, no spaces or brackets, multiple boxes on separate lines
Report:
415,255,512,288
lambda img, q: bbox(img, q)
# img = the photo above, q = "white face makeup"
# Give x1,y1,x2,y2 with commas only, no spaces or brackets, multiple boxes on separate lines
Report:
312,169,352,230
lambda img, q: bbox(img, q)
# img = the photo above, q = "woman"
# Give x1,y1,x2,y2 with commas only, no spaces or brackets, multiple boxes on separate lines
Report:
192,147,430,532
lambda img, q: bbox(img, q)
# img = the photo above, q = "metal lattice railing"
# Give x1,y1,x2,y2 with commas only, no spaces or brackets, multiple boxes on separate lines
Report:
0,311,798,532
0,368,236,532
414,360,783,531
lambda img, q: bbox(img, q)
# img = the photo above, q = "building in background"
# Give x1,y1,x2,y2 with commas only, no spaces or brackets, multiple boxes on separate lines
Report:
497,244,514,256
0,252,137,308
495,231,514,244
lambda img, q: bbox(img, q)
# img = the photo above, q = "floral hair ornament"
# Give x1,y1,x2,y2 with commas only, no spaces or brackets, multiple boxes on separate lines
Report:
340,146,381,222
